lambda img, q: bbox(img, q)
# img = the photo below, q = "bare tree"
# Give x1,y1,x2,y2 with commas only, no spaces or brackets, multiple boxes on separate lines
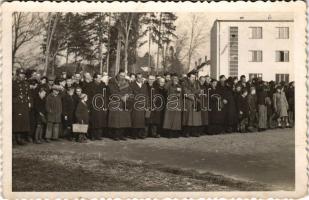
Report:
118,13,138,73
12,12,43,67
186,14,208,70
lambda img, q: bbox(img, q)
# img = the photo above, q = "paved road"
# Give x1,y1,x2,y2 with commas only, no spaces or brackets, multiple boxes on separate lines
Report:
14,128,295,190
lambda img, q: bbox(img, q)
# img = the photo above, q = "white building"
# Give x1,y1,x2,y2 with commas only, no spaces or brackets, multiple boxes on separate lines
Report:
210,19,294,82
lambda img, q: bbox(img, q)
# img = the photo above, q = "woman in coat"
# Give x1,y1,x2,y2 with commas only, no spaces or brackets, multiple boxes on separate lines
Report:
162,73,183,138
108,70,133,140
273,86,289,128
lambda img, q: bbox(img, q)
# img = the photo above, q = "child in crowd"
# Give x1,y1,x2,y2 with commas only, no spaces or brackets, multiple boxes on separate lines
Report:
33,87,47,144
45,86,62,142
75,93,89,143
273,86,289,128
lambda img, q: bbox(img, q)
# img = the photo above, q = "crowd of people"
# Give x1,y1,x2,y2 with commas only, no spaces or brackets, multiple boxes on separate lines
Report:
12,67,295,145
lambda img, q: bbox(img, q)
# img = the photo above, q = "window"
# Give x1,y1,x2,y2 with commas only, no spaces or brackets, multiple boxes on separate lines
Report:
250,27,262,39
275,74,289,83
249,50,263,62
276,51,289,62
249,73,263,80
277,27,289,39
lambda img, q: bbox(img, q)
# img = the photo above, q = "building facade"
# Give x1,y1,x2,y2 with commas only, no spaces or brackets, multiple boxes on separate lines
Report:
210,19,294,82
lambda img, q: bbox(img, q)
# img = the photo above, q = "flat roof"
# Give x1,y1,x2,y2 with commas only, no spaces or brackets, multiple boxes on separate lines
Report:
215,19,294,23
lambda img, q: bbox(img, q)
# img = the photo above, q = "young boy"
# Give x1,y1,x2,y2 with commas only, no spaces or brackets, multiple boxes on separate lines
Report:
33,87,47,144
237,88,249,133
75,93,89,143
45,85,62,142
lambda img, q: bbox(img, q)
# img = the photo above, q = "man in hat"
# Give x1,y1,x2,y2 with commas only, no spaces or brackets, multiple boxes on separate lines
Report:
45,85,62,142
130,72,148,139
182,71,202,137
46,75,55,93
88,73,108,140
13,68,31,145
162,73,183,138
108,69,133,140
146,75,166,138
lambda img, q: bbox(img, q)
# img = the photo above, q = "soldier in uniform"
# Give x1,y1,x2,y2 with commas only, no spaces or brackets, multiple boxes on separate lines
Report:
13,68,31,145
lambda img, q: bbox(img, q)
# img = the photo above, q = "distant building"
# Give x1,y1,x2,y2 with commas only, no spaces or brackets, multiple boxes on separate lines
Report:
210,19,294,82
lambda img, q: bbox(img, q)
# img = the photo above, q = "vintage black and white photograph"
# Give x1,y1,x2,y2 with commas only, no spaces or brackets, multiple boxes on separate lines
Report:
1,1,307,199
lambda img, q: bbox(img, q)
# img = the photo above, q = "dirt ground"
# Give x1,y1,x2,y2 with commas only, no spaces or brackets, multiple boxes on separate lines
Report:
13,128,294,191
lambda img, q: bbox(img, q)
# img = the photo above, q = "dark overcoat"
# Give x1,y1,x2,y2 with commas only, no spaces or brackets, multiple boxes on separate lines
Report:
182,79,202,127
208,86,225,125
12,79,31,133
223,87,238,126
236,95,249,118
88,81,108,129
46,93,62,123
75,101,89,124
200,83,209,126
108,78,132,128
130,81,148,128
62,93,77,126
82,81,93,97
162,83,183,130
146,82,166,126
33,95,47,124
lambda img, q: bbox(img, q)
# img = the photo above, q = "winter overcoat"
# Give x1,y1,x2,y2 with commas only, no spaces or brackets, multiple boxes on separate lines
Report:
46,93,62,123
182,79,202,127
108,78,133,128
130,81,148,128
88,81,108,129
12,79,31,133
273,92,289,117
162,83,183,130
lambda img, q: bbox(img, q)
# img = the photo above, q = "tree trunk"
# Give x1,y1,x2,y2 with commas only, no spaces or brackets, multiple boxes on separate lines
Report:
148,27,151,70
44,14,59,76
106,14,111,75
156,13,162,74
124,34,129,73
98,40,103,74
115,30,121,76
188,16,195,70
